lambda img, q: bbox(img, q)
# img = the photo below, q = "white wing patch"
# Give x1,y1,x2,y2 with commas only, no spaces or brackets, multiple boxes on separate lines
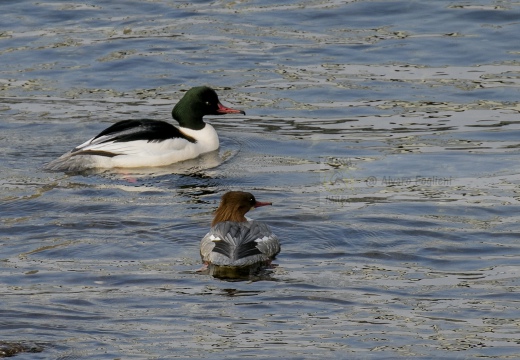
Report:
255,236,272,243
76,138,191,155
209,234,221,241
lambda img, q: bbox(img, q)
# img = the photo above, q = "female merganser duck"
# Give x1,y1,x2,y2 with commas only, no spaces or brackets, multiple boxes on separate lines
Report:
200,191,281,277
44,86,245,172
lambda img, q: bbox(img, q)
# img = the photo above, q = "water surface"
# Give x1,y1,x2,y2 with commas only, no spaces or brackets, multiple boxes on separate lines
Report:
1,1,520,358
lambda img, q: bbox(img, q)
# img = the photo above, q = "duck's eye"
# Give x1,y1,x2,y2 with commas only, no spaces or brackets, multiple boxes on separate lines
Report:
205,101,211,106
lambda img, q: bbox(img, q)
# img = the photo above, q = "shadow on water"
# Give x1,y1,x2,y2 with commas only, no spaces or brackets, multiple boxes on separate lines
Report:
0,341,45,358
186,263,280,283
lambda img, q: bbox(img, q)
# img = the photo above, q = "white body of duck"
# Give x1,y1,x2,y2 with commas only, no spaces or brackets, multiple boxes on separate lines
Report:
200,191,280,275
44,86,244,172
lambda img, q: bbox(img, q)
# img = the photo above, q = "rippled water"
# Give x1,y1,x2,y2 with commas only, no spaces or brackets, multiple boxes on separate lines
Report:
2,0,520,358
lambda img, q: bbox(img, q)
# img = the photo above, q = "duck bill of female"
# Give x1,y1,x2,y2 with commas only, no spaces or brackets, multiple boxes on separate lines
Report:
254,201,272,208
217,102,246,115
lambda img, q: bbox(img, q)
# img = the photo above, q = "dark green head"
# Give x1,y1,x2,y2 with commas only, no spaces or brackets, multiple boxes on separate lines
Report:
171,86,245,130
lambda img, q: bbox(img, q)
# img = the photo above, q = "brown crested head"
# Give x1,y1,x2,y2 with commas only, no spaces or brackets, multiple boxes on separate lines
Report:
211,191,272,227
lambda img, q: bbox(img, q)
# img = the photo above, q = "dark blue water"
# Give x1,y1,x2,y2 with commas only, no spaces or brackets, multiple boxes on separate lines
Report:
2,1,520,358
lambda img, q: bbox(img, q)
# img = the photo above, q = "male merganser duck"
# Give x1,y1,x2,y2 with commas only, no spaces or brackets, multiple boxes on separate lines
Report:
44,86,245,172
200,191,281,277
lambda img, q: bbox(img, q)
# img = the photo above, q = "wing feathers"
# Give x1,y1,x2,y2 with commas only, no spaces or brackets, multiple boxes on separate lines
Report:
200,221,280,266
70,120,195,157
91,119,196,144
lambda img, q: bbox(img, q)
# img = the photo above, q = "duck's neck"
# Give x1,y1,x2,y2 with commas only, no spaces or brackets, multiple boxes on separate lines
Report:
211,206,249,227
172,103,205,130
180,124,219,153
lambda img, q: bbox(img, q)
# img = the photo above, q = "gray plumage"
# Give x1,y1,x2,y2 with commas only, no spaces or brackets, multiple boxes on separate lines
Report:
200,220,280,267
